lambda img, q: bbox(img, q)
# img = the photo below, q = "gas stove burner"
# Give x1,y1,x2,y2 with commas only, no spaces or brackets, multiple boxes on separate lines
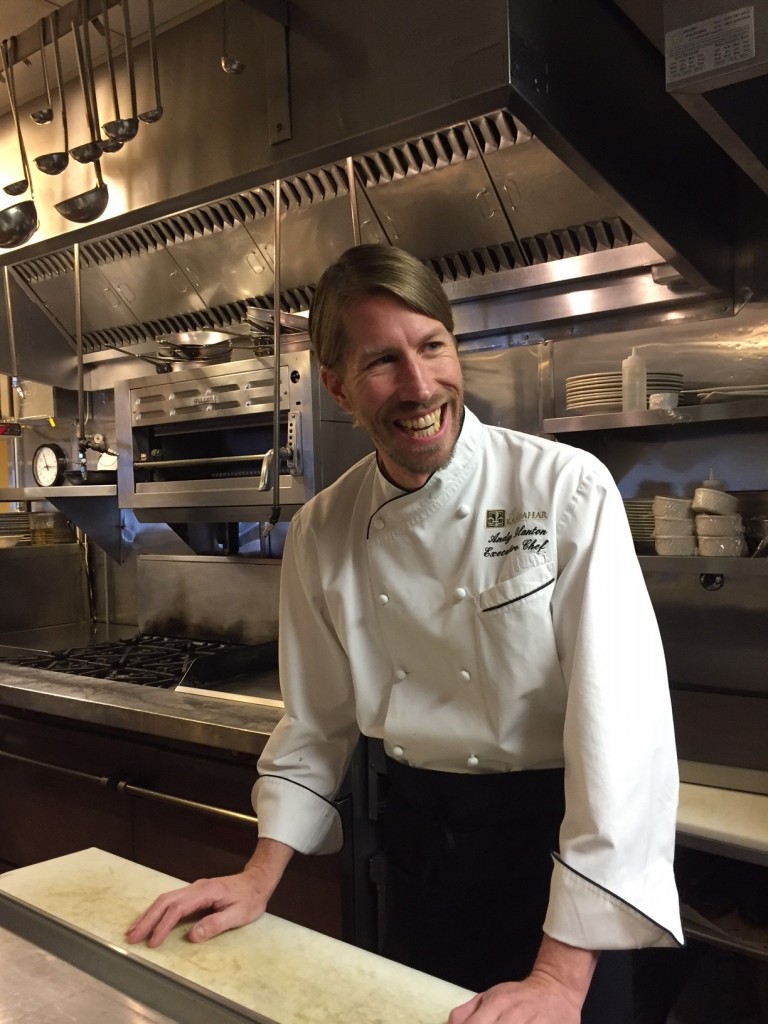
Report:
4,634,278,690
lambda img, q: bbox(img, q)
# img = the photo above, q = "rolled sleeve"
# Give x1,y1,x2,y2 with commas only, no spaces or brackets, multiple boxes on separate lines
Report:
253,775,343,855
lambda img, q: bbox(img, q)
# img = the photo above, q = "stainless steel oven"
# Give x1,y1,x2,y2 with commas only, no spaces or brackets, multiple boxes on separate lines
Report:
114,346,322,523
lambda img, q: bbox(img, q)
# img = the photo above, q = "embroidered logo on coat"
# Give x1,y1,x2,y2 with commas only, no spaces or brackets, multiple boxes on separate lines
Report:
484,508,550,557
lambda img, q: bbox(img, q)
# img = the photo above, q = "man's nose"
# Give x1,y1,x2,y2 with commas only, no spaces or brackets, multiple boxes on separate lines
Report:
396,353,432,400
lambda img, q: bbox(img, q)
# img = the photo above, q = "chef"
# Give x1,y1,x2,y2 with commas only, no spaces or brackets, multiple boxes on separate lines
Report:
128,244,683,1023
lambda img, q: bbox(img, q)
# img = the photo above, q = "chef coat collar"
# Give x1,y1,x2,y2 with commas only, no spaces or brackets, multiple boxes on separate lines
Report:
370,406,482,511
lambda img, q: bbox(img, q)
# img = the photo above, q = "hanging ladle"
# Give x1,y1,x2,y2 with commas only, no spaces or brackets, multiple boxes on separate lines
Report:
98,0,126,149
34,11,69,175
81,4,122,154
0,40,39,247
55,151,109,224
221,0,245,74
68,6,103,164
139,0,162,122
56,13,109,223
103,0,139,142
30,19,54,124
2,38,31,196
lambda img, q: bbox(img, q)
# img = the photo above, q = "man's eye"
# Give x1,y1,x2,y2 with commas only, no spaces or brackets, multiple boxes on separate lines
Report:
368,354,394,368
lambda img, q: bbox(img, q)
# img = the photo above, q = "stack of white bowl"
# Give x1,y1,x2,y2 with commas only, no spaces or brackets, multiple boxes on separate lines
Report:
653,496,696,555
692,484,746,556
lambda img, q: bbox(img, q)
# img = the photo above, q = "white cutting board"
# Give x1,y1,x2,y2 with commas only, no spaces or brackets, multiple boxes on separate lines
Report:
0,848,473,1024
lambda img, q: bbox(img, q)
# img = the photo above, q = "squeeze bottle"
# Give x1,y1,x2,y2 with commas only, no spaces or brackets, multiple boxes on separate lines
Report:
622,347,647,412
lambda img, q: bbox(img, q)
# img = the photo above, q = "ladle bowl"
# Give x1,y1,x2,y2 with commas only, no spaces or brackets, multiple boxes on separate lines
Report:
35,150,68,175
55,179,109,223
139,105,163,124
102,117,139,142
3,179,28,197
70,140,102,163
0,200,39,248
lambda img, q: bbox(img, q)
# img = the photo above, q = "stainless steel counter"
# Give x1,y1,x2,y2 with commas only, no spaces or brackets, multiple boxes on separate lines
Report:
0,664,283,755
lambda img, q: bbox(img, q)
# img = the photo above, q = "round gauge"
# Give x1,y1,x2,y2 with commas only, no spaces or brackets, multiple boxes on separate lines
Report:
32,443,68,487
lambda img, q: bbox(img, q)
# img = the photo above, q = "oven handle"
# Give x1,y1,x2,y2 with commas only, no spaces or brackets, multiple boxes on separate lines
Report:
134,447,292,471
0,749,258,829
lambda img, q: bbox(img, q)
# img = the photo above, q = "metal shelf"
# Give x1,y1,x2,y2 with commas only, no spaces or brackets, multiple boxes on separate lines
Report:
543,397,768,434
638,555,768,575
0,486,117,501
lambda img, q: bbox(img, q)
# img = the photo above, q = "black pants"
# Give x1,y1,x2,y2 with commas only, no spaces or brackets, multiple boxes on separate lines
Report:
381,758,633,1023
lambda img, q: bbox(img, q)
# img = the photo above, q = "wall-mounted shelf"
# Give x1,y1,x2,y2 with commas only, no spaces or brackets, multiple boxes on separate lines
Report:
543,398,768,434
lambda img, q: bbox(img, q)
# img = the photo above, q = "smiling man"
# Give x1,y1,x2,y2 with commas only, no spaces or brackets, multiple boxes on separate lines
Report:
128,245,683,1023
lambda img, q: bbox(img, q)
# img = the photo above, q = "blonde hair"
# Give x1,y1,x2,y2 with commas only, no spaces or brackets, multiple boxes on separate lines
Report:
309,245,454,368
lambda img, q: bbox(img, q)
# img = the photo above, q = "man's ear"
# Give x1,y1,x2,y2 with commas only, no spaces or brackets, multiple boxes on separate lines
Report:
320,366,352,413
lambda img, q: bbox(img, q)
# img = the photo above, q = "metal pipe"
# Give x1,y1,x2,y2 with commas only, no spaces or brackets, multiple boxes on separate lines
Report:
3,266,22,495
346,155,361,245
264,178,282,537
74,242,86,477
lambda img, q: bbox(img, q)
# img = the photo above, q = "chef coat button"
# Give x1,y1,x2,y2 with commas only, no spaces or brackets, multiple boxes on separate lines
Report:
378,594,389,605
454,587,467,601
393,745,405,758
457,504,471,518
460,669,471,682
467,754,479,768
395,669,407,680
373,519,385,530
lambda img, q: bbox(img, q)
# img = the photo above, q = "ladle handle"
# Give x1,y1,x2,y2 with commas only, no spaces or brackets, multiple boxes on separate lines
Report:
80,3,102,132
51,10,68,148
146,0,161,109
72,8,98,144
0,39,33,191
101,0,121,119
121,0,138,119
38,18,52,109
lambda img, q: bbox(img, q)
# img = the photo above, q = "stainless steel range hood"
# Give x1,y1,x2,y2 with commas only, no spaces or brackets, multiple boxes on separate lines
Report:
2,0,766,386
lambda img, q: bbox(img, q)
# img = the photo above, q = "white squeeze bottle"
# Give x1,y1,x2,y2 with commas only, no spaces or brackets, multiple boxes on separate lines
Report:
622,347,647,412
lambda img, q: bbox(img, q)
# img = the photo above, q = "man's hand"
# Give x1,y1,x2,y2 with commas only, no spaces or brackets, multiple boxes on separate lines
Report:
125,838,294,948
448,936,597,1023
448,975,582,1024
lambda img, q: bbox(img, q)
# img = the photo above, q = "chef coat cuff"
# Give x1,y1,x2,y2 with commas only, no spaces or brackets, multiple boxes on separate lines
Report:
253,775,343,855
544,855,684,950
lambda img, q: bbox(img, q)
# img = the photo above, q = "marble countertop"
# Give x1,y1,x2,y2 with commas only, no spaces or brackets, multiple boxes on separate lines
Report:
0,849,473,1024
677,782,768,864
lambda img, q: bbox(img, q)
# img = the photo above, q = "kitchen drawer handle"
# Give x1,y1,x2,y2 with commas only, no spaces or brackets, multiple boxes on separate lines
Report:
117,781,258,828
0,749,258,828
0,748,108,785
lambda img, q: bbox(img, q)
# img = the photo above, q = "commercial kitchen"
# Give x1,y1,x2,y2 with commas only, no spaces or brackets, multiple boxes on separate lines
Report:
0,0,766,1020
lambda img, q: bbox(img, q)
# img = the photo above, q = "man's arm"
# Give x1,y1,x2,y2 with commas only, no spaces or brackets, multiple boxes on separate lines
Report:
448,936,598,1024
125,837,294,948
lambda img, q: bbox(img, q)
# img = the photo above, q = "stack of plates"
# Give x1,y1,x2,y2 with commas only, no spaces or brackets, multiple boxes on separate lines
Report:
0,511,31,549
566,372,685,412
623,499,655,541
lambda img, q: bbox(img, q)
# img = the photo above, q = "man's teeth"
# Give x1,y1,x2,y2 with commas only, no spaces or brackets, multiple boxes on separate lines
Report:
399,411,441,436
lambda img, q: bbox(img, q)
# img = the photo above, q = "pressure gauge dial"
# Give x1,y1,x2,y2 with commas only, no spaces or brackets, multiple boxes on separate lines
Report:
32,443,68,487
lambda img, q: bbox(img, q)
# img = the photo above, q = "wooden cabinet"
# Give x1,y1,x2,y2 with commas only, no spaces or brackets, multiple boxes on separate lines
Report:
0,709,345,940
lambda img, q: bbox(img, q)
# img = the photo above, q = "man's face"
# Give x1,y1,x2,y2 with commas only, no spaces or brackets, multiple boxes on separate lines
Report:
321,292,464,491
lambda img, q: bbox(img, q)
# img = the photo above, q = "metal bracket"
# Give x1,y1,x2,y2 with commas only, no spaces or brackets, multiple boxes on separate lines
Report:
240,0,292,144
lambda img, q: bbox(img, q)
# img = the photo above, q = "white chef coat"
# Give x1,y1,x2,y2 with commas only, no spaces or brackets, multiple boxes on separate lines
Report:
254,406,684,950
